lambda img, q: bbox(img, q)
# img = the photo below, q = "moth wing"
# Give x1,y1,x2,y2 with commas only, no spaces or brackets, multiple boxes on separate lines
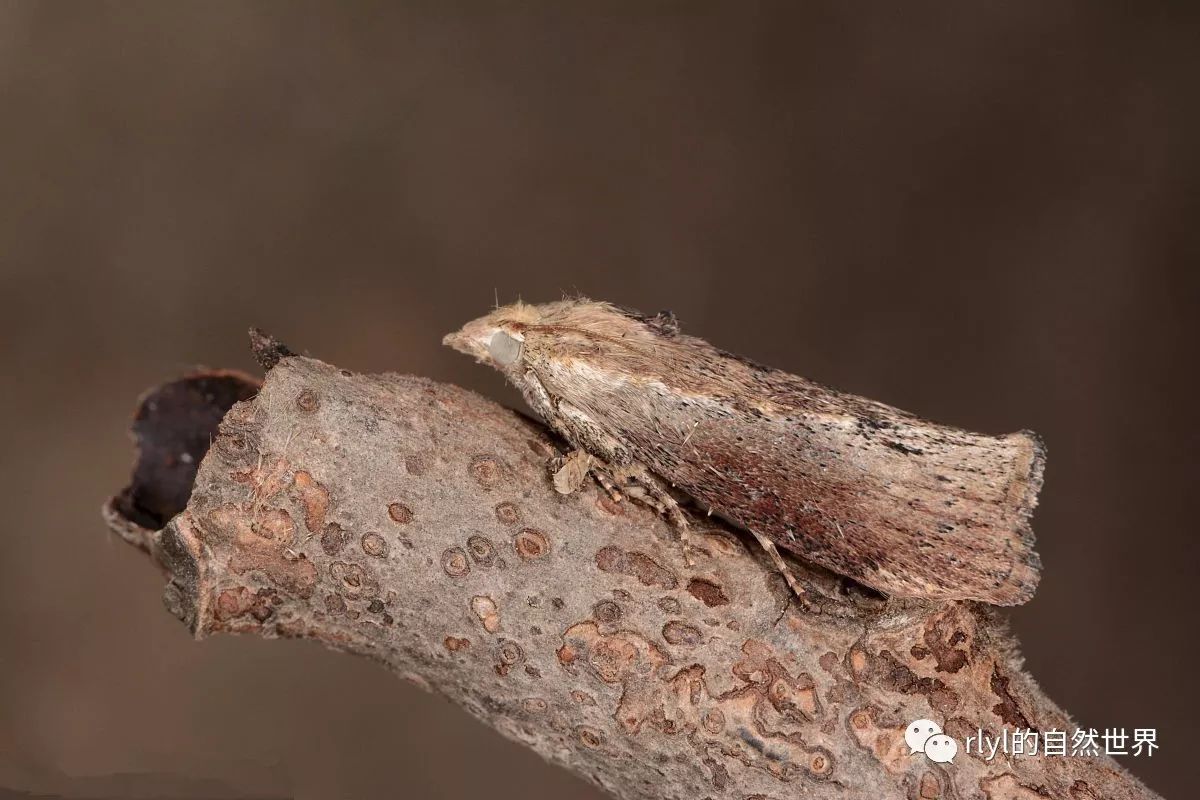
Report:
520,321,1043,605
624,407,1043,605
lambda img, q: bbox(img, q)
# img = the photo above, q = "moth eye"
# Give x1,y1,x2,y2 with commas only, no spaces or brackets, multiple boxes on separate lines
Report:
487,330,523,366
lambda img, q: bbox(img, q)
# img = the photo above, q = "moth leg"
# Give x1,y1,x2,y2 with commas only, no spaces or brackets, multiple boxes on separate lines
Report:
526,392,696,566
521,378,631,487
550,450,627,502
590,464,624,502
615,463,695,567
747,528,807,600
554,398,656,503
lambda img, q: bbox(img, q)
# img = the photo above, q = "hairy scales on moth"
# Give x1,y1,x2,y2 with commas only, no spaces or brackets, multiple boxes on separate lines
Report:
445,299,1044,606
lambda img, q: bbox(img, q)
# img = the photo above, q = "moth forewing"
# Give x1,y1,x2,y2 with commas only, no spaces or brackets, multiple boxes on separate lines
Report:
445,299,1044,606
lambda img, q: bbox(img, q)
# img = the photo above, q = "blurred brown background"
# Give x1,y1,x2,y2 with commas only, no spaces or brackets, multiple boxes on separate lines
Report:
0,2,1195,798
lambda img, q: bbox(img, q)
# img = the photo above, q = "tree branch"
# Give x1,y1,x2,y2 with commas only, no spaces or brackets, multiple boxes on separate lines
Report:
102,353,1159,800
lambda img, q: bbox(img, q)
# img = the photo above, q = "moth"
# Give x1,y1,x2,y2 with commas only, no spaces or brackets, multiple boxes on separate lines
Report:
444,299,1044,605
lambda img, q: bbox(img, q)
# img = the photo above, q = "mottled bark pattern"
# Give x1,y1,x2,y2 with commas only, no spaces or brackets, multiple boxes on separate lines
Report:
105,357,1156,800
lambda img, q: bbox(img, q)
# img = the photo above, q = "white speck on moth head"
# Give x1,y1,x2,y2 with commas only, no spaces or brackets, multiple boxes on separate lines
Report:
488,330,524,367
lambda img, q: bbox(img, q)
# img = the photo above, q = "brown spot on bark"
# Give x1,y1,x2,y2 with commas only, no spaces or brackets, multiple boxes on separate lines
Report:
208,505,317,599
734,640,822,721
361,532,388,558
595,496,624,516
295,389,319,412
493,501,521,525
232,548,315,599
252,508,295,544
522,698,547,713
329,561,379,599
702,708,725,733
575,726,604,749
291,471,330,533
442,547,470,578
468,454,505,488
325,594,347,614
592,600,622,625
467,535,496,566
846,706,910,774
990,666,1032,728
595,546,677,589
875,650,952,704
819,652,839,673
662,620,702,646
404,453,430,476
919,771,941,799
657,596,681,614
248,596,274,622
387,502,413,524
929,687,961,714
514,528,549,560
923,609,971,673
687,578,729,607
290,471,351,556
494,639,524,676
443,636,470,652
216,589,242,620
849,647,871,680
703,756,730,789
320,522,349,555
808,751,832,778
233,457,291,501
571,690,596,706
557,622,668,687
471,595,501,633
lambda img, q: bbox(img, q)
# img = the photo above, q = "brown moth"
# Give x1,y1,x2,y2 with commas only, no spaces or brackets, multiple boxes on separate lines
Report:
444,299,1044,605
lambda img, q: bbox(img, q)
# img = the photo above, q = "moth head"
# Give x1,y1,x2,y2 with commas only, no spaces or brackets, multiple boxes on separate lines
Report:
445,299,678,374
443,304,538,373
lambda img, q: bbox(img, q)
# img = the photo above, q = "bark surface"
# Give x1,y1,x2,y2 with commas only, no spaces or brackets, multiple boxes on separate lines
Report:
103,353,1160,800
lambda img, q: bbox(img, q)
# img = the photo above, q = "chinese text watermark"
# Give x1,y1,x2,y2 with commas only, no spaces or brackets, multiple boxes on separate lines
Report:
908,720,1159,765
